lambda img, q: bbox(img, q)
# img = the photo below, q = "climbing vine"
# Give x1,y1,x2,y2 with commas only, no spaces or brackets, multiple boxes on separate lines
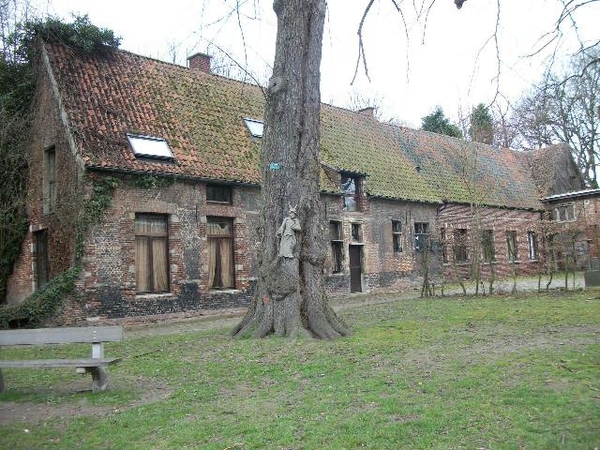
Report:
0,264,81,329
124,174,174,190
75,176,120,259
0,174,119,328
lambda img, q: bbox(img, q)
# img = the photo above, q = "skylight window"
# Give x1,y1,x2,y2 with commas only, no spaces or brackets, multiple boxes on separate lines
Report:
127,134,174,160
243,118,264,138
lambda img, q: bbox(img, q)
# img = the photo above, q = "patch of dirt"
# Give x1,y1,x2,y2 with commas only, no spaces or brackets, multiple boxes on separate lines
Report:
0,379,171,426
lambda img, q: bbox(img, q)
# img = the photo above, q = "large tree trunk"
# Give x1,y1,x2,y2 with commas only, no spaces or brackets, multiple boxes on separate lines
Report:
231,0,350,339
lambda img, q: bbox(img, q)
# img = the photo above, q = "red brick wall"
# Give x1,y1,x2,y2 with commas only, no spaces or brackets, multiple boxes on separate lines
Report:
438,204,544,280
323,194,439,294
546,195,600,269
583,196,600,264
74,177,261,320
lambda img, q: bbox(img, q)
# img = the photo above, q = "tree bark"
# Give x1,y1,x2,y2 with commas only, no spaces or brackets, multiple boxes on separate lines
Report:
231,0,350,339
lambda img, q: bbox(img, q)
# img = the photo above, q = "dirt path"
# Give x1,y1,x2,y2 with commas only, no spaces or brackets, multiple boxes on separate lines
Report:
125,273,586,338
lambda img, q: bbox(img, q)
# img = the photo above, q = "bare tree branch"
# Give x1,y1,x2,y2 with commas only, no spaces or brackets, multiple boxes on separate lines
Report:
351,0,375,85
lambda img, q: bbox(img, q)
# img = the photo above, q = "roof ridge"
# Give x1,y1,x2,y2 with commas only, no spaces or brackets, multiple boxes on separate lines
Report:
44,40,268,92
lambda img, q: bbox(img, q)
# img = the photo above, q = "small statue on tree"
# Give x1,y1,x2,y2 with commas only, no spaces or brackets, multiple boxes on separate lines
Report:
276,206,301,258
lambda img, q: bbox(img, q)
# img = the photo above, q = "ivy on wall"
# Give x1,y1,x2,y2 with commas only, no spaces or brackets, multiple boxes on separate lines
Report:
0,14,120,306
124,174,174,190
0,176,119,328
75,176,119,259
0,264,81,329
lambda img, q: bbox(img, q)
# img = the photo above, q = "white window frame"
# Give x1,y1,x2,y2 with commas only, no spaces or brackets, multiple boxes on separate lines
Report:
127,134,174,160
243,118,264,138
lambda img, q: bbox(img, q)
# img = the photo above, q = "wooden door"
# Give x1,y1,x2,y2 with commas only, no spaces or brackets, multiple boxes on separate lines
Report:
349,245,363,293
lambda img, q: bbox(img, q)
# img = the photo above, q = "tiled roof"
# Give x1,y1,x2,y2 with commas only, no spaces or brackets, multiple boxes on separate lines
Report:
45,43,546,210
526,144,585,198
390,127,543,209
48,43,264,184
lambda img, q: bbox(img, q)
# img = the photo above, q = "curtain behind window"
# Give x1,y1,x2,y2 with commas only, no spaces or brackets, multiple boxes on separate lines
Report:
152,237,168,291
135,215,168,293
207,218,234,289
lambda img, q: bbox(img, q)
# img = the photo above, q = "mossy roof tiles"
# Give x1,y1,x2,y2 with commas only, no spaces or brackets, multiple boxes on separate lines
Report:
45,43,544,210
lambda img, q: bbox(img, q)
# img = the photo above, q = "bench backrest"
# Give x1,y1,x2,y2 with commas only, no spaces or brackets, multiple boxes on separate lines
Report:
0,326,123,346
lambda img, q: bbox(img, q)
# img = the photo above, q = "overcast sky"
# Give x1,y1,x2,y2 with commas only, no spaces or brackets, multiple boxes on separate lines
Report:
34,0,599,128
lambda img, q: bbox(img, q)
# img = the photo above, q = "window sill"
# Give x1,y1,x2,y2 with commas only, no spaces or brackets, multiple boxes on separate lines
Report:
209,289,241,294
206,201,232,205
134,293,176,301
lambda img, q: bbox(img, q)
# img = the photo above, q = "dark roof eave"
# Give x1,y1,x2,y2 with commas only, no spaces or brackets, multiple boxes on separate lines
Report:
445,199,545,212
85,165,261,188
368,194,443,205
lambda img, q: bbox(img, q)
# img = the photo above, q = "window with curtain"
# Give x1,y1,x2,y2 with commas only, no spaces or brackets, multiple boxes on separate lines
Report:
135,214,169,293
341,175,360,212
453,229,468,263
527,231,539,261
207,217,235,289
392,220,402,253
482,229,496,262
506,230,518,262
553,204,575,222
414,222,430,252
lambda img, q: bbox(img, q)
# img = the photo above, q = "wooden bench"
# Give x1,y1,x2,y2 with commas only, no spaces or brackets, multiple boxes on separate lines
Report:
0,325,123,393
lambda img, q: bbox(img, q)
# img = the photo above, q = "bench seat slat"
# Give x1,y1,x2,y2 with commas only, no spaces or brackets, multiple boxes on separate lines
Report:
0,358,121,369
0,326,123,346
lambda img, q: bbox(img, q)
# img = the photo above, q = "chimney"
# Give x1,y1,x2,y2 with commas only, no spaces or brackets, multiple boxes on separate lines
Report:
187,53,212,73
358,106,375,118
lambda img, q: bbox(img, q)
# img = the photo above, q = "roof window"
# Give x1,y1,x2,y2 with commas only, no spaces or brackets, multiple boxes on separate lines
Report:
243,118,264,138
127,134,174,160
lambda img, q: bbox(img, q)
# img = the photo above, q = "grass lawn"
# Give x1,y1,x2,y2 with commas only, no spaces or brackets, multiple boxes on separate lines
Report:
1,289,598,449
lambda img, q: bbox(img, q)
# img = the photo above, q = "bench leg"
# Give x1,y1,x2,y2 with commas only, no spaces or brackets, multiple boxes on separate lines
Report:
0,368,4,393
88,367,108,392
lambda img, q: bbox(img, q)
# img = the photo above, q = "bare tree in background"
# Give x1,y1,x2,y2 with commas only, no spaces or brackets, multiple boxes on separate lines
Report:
512,49,599,188
0,0,35,302
492,101,519,149
344,90,384,119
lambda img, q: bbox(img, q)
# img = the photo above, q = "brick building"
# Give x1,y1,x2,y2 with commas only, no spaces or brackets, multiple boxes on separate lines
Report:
4,42,596,323
542,189,600,270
